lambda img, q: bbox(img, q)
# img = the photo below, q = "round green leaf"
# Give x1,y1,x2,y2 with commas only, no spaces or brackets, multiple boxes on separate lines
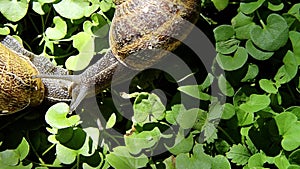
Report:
45,16,67,40
216,47,248,71
239,94,270,113
240,0,265,14
221,103,235,120
246,40,274,60
218,74,234,97
45,102,80,129
66,32,94,71
241,63,259,82
212,0,229,11
53,0,96,19
259,79,278,94
250,14,289,51
275,112,298,135
106,113,116,129
0,0,28,22
213,25,235,42
177,108,199,129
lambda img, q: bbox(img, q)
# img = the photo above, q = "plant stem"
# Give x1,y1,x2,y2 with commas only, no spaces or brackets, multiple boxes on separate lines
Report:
26,131,46,165
217,126,235,144
256,11,266,29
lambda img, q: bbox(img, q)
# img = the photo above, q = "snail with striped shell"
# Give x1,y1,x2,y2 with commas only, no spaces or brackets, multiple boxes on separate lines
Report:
0,0,200,114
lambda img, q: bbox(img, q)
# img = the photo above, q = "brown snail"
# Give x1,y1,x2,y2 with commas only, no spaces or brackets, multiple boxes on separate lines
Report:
1,0,200,114
0,36,71,115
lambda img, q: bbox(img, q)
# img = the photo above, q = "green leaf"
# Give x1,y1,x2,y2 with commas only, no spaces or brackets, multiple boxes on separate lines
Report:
274,51,298,84
275,112,298,135
250,14,289,51
247,153,267,168
241,63,259,82
212,155,231,169
218,74,234,97
259,79,278,94
289,31,300,65
178,74,213,101
163,156,176,169
56,127,87,150
45,16,67,40
289,149,300,165
125,127,161,154
216,47,248,71
100,0,113,12
106,146,148,169
240,0,265,14
288,3,300,21
53,0,98,19
0,0,28,22
236,109,254,126
0,26,10,35
231,12,256,40
226,144,251,165
106,113,116,129
66,32,94,71
275,154,290,169
176,144,212,169
216,39,239,54
239,94,270,113
133,93,166,123
168,133,194,155
246,40,274,60
45,102,80,129
213,25,235,42
268,2,284,11
221,103,235,120
212,0,229,11
166,104,186,125
177,108,200,129
15,138,30,161
275,112,300,151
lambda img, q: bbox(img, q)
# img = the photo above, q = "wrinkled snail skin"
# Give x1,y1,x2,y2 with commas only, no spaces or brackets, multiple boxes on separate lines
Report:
0,0,201,114
0,36,72,115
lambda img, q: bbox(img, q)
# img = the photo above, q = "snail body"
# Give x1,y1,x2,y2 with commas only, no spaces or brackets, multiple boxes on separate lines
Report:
1,0,200,114
48,0,201,111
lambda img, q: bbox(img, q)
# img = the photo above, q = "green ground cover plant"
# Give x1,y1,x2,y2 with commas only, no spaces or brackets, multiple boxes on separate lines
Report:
1,0,300,168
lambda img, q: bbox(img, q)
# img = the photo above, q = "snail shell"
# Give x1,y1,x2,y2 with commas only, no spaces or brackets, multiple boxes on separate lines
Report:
0,42,44,114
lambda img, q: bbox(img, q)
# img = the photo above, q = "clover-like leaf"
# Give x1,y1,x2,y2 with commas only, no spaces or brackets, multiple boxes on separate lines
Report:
176,144,212,169
274,51,298,84
218,74,234,97
275,112,298,136
45,102,80,129
106,146,148,169
247,153,267,168
246,40,274,60
167,133,194,155
212,155,231,169
239,94,270,113
216,47,248,71
0,138,32,168
221,103,235,120
45,16,67,40
241,63,259,82
268,2,284,11
178,73,213,101
259,79,278,94
240,0,265,14
289,31,300,65
250,14,289,51
100,0,113,12
125,127,161,155
106,113,116,129
65,32,94,71
213,25,235,42
0,0,28,22
133,93,166,123
176,108,199,129
0,26,10,35
53,0,98,19
281,121,300,151
165,104,186,125
212,0,229,11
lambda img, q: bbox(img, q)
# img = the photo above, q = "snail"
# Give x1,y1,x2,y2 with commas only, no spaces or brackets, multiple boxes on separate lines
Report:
1,0,200,114
0,36,71,115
